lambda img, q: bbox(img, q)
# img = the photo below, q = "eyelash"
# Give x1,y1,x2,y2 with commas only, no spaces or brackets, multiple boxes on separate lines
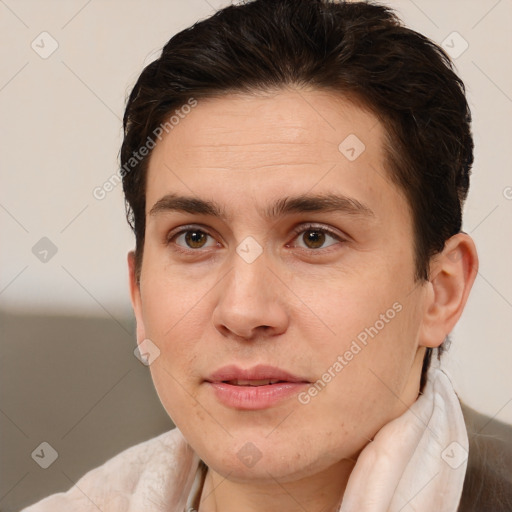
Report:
166,223,346,254
289,223,346,250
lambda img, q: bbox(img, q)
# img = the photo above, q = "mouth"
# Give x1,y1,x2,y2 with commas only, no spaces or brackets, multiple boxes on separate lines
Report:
205,364,310,410
206,364,309,385
221,379,289,386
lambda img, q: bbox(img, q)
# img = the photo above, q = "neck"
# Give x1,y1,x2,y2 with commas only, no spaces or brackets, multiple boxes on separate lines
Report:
198,458,355,512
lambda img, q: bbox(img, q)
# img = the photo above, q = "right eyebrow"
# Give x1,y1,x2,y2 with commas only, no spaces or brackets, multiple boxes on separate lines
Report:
149,194,226,219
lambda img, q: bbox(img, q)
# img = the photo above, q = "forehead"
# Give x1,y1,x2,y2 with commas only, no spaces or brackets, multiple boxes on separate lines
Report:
144,89,408,226
151,89,382,167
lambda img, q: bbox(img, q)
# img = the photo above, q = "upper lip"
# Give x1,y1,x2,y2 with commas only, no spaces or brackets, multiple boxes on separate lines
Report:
206,364,310,383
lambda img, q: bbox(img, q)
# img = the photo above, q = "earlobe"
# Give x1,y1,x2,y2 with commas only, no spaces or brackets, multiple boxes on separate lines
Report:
418,233,478,348
127,251,146,343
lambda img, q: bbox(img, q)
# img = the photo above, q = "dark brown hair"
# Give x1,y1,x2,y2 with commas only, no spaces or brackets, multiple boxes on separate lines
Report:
121,0,473,384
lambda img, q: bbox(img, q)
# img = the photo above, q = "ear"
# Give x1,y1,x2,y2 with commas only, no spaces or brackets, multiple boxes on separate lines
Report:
418,233,478,348
128,251,147,344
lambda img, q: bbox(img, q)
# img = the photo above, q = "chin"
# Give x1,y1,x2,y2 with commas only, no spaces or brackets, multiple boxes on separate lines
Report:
195,431,345,484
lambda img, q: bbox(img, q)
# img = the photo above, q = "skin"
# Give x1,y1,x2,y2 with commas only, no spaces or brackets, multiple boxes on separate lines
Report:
128,88,478,512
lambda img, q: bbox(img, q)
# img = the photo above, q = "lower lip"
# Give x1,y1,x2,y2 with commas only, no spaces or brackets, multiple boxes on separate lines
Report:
207,382,309,410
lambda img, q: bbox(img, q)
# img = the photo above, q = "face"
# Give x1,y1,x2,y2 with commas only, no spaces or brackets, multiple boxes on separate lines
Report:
129,89,430,483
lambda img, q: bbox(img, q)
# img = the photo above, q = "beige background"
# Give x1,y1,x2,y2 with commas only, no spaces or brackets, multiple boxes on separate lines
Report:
1,0,511,510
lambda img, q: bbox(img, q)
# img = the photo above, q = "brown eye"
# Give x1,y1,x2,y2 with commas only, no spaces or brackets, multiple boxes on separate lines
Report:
184,230,208,248
290,225,343,250
171,228,217,250
302,230,326,249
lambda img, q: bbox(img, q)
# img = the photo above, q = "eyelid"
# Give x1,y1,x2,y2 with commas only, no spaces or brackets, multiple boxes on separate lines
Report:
166,224,220,248
289,223,347,246
167,223,209,240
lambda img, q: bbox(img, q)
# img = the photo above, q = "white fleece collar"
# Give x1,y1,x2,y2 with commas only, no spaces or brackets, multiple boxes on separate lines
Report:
338,362,468,511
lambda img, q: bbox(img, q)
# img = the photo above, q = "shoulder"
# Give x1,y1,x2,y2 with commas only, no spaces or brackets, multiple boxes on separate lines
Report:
458,402,512,512
21,428,199,512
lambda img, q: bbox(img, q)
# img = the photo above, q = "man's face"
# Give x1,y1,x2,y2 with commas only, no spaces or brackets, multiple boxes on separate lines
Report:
130,89,429,482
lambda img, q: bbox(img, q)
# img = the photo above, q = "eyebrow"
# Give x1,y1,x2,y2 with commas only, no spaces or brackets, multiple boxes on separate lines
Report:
149,193,375,221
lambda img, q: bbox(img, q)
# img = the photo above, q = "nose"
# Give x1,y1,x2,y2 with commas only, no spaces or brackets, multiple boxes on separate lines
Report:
211,252,289,342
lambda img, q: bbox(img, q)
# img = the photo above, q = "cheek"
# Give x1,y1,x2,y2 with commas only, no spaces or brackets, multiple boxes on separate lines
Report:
297,262,409,350
296,271,422,433
146,329,204,429
139,256,215,342
138,275,210,409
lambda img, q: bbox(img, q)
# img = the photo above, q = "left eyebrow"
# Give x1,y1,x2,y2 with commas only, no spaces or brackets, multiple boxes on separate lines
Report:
148,192,375,221
266,193,375,219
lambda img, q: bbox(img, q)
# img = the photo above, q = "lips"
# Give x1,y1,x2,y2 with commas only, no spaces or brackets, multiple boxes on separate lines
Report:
205,364,310,410
206,364,308,385
225,379,284,386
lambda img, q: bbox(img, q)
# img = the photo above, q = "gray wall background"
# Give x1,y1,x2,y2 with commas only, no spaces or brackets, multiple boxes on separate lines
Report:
1,0,511,510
